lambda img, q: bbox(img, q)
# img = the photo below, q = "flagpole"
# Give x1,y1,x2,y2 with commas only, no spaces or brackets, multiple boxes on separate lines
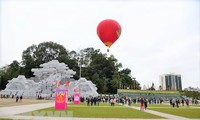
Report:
79,61,81,78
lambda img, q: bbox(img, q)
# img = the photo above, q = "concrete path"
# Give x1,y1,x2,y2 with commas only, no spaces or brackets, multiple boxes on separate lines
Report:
0,102,54,117
0,102,198,120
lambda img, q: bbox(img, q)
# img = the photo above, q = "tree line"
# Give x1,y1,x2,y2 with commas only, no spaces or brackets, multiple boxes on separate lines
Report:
0,41,141,94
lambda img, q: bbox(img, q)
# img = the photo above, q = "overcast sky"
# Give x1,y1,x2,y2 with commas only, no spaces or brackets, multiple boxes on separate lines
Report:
1,0,200,89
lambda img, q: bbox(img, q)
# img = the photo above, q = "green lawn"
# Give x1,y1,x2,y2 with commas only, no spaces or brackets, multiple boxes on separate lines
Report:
20,102,164,119
149,107,200,118
132,103,200,118
132,103,171,108
190,104,200,107
0,118,24,120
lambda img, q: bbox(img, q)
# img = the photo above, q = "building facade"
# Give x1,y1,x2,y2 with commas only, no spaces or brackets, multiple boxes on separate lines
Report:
160,74,182,90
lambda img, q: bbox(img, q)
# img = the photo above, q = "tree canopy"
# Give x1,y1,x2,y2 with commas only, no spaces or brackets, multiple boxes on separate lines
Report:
0,41,141,93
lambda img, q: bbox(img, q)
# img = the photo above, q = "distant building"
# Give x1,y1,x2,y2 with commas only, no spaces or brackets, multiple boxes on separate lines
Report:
160,73,182,90
184,87,200,93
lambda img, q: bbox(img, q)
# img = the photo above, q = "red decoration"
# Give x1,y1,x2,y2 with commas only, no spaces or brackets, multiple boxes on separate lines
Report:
73,88,76,93
56,81,60,87
65,80,69,87
97,19,121,48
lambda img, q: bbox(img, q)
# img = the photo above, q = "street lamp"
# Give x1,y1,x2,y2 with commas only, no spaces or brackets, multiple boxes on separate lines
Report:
78,52,84,79
78,57,82,78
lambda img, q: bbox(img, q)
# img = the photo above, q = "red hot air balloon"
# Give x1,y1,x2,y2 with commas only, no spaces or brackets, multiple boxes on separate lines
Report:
97,19,121,51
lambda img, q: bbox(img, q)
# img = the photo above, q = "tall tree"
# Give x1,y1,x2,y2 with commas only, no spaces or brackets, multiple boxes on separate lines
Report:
1,42,140,93
7,60,22,79
0,60,22,89
22,41,70,78
110,71,121,93
119,68,132,89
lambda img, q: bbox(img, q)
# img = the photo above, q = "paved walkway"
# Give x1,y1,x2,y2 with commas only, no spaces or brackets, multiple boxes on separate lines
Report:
0,98,52,107
0,102,198,120
0,102,54,118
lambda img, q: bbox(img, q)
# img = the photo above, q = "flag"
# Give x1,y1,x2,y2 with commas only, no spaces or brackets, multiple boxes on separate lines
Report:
73,88,76,92
65,80,69,87
56,81,60,87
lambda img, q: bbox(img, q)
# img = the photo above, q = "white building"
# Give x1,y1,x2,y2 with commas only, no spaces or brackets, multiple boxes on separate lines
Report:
160,73,182,90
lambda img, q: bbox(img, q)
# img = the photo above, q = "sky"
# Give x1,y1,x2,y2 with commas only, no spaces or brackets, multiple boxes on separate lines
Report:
0,0,200,89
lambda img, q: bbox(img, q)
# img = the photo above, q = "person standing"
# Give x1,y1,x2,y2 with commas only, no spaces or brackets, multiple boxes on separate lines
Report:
91,97,94,106
144,98,148,110
181,99,184,106
87,97,90,106
110,98,114,106
140,98,144,111
172,98,175,108
20,95,23,102
16,96,19,102
176,99,179,108
94,97,97,106
186,99,189,107
128,98,131,106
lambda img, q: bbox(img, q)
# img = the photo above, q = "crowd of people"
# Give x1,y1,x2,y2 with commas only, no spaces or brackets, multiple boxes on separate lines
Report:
15,95,23,102
0,91,23,102
67,95,198,111
68,96,117,106
1,91,199,109
170,98,190,108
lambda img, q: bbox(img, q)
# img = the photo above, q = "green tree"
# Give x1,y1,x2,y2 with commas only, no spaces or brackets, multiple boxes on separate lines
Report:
6,60,21,79
22,41,70,78
110,71,121,93
83,49,120,93
0,68,8,90
132,77,141,90
148,82,155,90
119,68,132,89
183,88,200,99
0,60,22,89
91,73,104,93
0,43,141,94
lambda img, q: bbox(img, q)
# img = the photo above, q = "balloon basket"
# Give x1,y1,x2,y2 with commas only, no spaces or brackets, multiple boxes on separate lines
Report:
107,49,109,52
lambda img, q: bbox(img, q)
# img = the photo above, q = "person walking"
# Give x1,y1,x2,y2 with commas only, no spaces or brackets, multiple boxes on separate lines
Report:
16,96,19,102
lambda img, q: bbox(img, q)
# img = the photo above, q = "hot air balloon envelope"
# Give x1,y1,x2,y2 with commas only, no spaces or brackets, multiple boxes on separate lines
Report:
97,19,121,48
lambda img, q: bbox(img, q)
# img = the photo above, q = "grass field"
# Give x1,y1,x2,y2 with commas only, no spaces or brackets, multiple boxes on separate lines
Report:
132,103,171,108
190,104,200,107
149,107,200,118
20,102,164,118
132,103,200,118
